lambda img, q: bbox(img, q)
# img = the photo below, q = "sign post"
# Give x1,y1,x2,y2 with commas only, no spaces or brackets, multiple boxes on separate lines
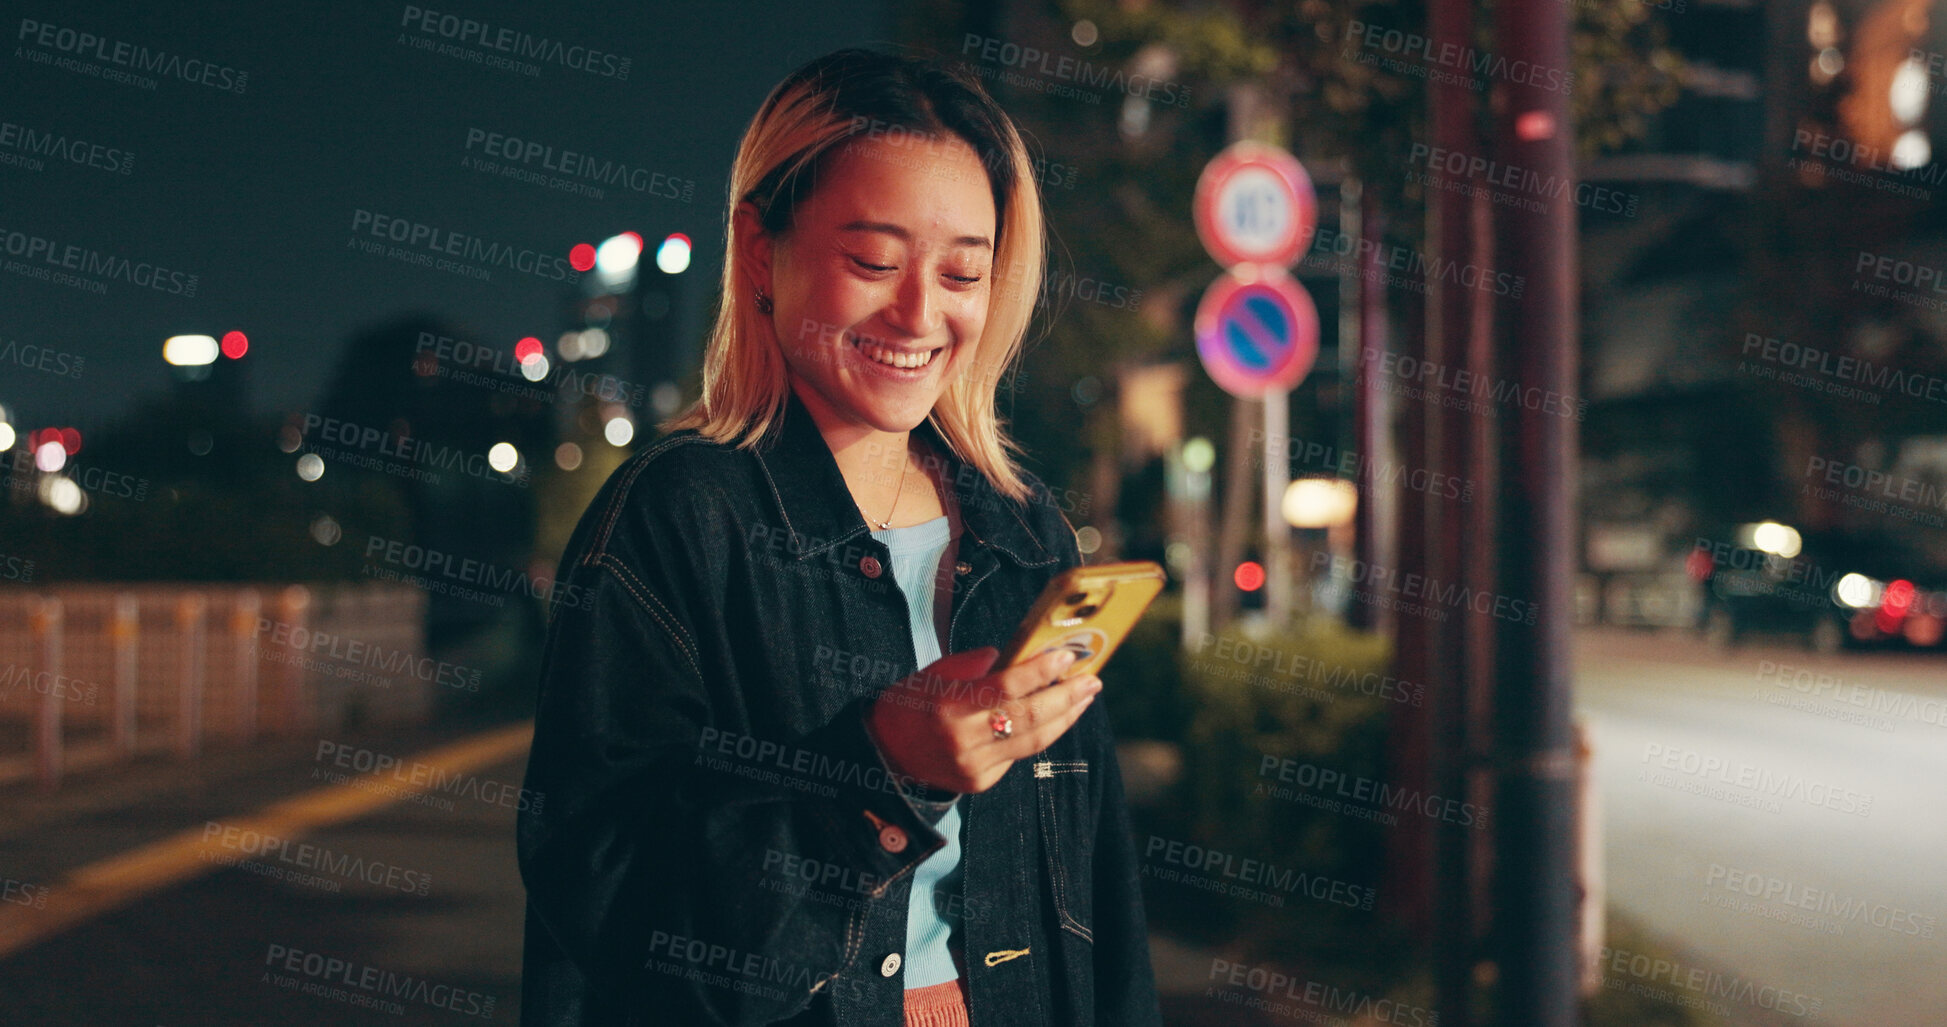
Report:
1194,142,1318,630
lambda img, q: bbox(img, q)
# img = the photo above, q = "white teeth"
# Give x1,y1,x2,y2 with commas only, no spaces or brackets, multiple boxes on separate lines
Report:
852,337,938,370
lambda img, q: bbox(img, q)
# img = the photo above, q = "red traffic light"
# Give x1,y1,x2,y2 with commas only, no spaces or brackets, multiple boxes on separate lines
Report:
1234,561,1266,592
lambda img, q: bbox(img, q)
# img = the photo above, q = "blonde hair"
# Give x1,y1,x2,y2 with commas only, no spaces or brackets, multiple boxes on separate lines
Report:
658,48,1046,504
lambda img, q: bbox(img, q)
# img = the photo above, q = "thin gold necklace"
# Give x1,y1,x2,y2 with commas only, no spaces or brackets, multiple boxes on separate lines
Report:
868,444,911,530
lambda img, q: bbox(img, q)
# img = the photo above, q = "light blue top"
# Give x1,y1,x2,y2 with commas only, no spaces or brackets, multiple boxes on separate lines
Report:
869,513,964,989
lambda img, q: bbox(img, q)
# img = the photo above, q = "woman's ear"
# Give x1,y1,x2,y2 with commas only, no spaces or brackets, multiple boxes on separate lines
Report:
733,201,773,301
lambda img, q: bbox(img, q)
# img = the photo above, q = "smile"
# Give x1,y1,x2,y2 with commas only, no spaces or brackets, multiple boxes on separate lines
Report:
849,334,945,370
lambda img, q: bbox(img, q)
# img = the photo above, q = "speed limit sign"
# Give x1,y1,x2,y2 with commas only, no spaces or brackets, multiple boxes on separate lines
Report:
1193,141,1317,269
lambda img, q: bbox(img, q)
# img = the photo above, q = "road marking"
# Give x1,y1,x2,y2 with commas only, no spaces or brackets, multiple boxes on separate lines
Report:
0,722,533,959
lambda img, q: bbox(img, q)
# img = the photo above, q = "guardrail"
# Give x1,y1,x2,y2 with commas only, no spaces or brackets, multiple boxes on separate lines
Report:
0,584,432,789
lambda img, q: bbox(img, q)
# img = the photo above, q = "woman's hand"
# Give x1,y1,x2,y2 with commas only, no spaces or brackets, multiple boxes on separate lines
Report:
865,646,1101,794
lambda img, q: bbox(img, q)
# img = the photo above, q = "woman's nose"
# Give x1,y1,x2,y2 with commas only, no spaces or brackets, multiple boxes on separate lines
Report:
883,269,943,339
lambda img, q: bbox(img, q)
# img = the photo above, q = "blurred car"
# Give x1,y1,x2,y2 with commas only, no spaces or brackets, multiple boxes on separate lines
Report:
1600,571,1706,629
1690,523,1947,653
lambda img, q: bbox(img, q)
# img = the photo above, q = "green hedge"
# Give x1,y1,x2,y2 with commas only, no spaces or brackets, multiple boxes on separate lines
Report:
1115,603,1414,987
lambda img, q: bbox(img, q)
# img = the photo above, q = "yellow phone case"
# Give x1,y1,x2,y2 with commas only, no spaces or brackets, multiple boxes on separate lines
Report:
996,560,1168,681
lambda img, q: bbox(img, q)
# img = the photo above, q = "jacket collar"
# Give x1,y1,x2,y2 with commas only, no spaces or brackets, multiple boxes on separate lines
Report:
753,388,1056,567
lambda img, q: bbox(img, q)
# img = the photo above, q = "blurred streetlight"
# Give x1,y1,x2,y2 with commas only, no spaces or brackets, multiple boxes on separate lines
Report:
656,233,691,275
163,334,219,366
1282,477,1359,529
596,231,644,292
487,442,520,474
604,415,635,447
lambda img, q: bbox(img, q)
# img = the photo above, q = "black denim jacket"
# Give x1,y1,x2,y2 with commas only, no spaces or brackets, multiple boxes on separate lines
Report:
516,388,1163,1027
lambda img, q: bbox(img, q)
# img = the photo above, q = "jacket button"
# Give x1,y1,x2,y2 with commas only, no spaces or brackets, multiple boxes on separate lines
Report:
878,825,908,853
954,560,972,575
859,555,883,579
879,953,902,978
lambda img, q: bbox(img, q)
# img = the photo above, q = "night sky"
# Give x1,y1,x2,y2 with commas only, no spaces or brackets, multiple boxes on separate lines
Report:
1,0,886,430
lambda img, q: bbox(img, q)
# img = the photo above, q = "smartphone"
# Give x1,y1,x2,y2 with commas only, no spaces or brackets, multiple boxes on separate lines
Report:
996,560,1167,682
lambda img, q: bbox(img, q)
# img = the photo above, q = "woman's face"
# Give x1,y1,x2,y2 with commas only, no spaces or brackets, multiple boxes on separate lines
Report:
752,132,999,435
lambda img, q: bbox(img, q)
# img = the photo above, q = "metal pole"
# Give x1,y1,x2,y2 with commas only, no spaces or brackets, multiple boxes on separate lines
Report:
1428,0,1485,1017
1263,386,1291,628
112,593,138,759
176,593,208,759
32,597,63,790
1348,184,1394,637
1490,0,1580,1020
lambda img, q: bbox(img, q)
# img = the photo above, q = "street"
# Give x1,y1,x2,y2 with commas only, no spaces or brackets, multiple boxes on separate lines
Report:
2,627,1939,1025
1577,626,1947,1027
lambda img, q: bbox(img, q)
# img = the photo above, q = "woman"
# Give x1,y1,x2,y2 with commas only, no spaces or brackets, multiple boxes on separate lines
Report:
517,48,1162,1027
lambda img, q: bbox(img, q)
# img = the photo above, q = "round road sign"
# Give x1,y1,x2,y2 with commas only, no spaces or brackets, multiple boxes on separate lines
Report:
1194,266,1320,398
1193,141,1317,269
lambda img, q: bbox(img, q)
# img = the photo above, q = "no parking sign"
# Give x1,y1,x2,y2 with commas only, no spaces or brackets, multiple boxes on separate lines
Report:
1194,266,1319,399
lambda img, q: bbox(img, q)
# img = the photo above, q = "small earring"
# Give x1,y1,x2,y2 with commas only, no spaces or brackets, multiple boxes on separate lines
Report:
754,288,773,315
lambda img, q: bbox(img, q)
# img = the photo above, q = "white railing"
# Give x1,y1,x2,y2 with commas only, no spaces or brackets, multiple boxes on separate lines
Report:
0,584,433,788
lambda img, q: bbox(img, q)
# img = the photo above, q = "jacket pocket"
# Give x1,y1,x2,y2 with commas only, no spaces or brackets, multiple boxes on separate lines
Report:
1033,759,1094,943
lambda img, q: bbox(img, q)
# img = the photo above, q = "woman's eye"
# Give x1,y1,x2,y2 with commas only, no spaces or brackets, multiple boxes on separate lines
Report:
946,273,984,286
851,257,896,274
